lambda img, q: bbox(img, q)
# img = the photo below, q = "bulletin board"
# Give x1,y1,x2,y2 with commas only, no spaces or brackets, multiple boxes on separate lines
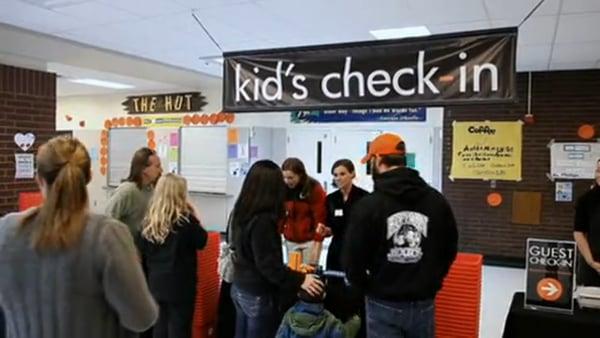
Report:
550,141,600,179
179,126,228,193
108,128,147,187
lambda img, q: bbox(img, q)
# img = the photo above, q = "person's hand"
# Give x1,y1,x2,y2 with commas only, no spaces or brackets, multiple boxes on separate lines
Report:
301,274,324,297
590,261,600,274
316,223,332,237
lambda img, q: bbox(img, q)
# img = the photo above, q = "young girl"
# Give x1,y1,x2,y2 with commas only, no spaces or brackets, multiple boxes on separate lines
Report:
281,157,328,264
0,135,158,338
138,173,208,338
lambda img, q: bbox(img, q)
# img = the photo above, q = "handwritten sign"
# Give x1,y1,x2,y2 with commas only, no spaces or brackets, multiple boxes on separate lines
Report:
450,121,522,181
122,92,207,114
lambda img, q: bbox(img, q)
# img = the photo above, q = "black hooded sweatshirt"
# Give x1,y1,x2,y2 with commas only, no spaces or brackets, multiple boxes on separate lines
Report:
343,167,458,302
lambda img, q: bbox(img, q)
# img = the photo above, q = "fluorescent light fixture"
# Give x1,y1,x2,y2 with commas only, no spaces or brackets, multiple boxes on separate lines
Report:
68,78,134,89
370,26,430,40
213,58,224,64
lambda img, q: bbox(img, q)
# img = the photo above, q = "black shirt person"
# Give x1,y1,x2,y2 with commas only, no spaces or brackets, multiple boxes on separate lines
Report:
323,159,368,337
574,159,600,286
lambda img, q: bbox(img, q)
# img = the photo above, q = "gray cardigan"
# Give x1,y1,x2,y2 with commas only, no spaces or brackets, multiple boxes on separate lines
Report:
0,212,158,338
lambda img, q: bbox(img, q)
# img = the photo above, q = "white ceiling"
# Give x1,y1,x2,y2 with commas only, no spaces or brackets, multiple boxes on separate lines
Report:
1,0,600,77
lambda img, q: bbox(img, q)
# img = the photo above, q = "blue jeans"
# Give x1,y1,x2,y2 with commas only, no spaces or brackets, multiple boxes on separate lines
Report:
231,285,278,338
366,297,434,338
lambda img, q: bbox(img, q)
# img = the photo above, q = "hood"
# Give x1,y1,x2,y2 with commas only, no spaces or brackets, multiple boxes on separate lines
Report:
285,302,328,336
374,167,429,202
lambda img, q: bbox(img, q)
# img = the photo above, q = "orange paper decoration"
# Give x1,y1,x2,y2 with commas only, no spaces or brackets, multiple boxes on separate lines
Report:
183,115,192,125
100,166,107,176
147,130,155,139
133,117,142,127
200,114,209,125
104,120,112,129
578,124,595,140
100,157,108,165
192,114,201,125
209,113,218,124
487,192,503,207
225,113,235,124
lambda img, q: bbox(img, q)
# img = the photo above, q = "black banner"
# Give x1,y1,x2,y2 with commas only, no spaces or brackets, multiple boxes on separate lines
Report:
122,92,207,114
525,238,576,313
223,28,517,112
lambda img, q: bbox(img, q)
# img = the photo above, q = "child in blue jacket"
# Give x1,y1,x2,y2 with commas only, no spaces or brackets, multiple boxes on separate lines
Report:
276,278,360,338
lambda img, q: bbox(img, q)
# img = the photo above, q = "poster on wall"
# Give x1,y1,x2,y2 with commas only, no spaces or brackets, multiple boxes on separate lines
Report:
549,141,600,179
450,121,522,181
223,27,517,112
555,182,573,202
15,153,35,179
525,238,576,314
291,107,426,123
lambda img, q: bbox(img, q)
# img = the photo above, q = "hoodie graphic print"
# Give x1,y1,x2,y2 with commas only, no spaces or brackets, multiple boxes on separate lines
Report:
387,211,428,264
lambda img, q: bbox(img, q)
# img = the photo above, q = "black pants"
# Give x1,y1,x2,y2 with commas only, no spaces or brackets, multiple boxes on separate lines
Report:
153,301,195,338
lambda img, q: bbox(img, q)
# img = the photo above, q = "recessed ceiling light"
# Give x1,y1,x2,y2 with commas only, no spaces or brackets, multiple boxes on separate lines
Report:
370,26,431,40
68,78,134,89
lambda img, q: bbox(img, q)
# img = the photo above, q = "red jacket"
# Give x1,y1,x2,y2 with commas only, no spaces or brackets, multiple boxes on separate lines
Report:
281,182,327,243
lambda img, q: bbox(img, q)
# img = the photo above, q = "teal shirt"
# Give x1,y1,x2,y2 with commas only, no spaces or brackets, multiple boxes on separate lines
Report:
105,181,153,236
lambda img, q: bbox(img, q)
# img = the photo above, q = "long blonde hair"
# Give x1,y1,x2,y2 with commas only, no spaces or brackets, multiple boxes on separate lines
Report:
20,135,91,251
142,173,190,244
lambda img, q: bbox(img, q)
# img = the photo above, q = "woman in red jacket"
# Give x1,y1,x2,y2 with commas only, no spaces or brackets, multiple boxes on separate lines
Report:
281,157,328,265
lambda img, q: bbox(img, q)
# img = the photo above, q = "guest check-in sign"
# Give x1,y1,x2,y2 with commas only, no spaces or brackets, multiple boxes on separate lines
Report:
525,238,576,314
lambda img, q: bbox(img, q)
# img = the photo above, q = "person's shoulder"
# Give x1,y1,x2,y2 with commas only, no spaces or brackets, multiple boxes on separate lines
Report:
88,213,132,240
114,181,139,194
0,211,29,236
327,189,342,200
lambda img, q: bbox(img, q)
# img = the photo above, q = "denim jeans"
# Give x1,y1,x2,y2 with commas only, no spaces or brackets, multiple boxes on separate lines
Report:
366,297,434,338
231,284,278,338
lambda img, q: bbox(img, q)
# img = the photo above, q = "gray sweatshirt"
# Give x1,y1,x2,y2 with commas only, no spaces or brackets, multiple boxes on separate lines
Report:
0,212,158,338
105,181,153,237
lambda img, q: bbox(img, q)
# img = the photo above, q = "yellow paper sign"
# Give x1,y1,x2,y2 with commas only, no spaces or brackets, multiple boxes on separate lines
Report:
450,121,522,181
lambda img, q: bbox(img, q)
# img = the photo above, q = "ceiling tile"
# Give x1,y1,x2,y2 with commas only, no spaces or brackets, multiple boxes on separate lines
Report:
549,61,596,70
561,0,600,14
513,15,557,45
172,0,255,10
406,0,487,25
555,13,600,43
428,21,490,35
0,0,84,33
517,44,551,67
53,1,140,26
484,0,560,20
96,0,187,18
551,42,600,64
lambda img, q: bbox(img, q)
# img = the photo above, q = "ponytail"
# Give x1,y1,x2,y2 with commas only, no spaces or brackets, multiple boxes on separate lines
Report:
20,136,91,251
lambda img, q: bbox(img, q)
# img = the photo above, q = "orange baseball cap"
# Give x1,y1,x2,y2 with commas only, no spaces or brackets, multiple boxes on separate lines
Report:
361,133,405,164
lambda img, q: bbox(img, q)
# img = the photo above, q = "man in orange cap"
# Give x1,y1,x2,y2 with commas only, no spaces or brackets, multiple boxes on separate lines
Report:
343,132,458,338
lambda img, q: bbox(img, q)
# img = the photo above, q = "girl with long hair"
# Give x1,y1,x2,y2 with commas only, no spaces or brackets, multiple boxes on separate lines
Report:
230,160,323,338
280,157,328,265
0,135,158,338
138,173,208,338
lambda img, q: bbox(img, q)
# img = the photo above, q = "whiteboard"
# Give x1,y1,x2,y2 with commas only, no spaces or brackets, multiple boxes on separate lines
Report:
108,128,147,187
180,126,228,193
550,142,600,179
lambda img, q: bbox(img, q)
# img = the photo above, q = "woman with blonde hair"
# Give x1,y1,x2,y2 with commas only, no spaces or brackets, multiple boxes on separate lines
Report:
138,173,208,338
0,135,158,338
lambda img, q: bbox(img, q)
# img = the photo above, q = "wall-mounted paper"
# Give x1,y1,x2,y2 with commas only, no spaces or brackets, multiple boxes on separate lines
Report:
15,153,35,179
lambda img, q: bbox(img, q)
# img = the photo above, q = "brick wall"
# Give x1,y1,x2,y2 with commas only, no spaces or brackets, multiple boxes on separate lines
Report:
443,70,600,263
0,64,60,215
